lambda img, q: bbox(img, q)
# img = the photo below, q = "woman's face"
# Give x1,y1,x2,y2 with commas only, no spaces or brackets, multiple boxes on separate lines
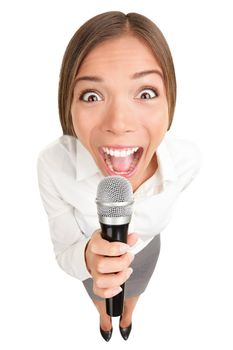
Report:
71,35,169,191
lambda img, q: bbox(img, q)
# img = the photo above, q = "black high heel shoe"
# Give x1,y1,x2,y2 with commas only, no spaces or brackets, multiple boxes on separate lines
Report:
119,316,132,340
100,326,113,342
100,317,113,342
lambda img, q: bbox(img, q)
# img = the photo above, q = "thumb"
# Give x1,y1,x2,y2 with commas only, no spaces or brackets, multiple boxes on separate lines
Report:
127,233,139,247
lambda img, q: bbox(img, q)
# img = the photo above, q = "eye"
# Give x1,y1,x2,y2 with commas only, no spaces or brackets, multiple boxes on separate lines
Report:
79,90,102,102
136,87,158,100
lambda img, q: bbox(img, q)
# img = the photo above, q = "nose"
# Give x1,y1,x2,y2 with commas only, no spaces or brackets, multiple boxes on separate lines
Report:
100,98,136,135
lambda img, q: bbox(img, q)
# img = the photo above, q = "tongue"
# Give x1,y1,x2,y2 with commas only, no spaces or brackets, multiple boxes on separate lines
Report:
110,154,134,172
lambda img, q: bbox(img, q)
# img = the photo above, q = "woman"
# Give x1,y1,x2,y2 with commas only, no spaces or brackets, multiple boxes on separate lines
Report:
37,11,201,341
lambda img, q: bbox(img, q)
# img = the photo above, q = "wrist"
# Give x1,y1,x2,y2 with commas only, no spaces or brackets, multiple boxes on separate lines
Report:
84,239,92,275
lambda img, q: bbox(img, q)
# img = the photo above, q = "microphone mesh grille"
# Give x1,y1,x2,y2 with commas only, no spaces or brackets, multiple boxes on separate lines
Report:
96,176,134,218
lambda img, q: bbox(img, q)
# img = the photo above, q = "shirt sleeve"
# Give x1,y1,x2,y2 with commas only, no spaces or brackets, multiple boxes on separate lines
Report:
37,157,92,281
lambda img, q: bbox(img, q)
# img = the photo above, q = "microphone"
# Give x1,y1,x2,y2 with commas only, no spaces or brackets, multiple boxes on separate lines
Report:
96,176,134,317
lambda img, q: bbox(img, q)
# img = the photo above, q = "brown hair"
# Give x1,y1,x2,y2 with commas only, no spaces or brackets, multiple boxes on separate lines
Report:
58,11,176,136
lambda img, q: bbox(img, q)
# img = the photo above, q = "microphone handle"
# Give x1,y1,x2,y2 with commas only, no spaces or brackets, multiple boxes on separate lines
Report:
100,222,129,317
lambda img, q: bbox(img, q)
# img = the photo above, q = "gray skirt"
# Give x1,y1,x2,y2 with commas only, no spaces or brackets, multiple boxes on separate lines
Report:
82,234,161,301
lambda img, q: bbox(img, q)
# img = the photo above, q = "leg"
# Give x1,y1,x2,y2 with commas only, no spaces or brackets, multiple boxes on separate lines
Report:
120,295,140,327
92,295,140,329
92,299,112,331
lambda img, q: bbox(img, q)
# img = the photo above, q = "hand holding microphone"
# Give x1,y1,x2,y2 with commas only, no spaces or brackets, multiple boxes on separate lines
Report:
85,230,136,297
85,176,138,316
96,176,134,316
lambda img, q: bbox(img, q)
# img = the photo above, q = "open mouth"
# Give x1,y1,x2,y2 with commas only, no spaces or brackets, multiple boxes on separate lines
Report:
99,146,143,177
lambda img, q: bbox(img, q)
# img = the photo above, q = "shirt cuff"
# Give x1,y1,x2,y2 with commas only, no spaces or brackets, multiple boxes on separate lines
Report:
56,237,92,281
72,238,92,281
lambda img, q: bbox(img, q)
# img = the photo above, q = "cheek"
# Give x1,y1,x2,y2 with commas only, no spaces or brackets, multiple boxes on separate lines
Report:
71,103,88,133
71,101,104,134
71,107,88,142
145,104,169,133
71,107,101,150
143,105,169,150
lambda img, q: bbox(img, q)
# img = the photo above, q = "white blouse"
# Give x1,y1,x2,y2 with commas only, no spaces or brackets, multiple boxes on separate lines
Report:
37,134,201,281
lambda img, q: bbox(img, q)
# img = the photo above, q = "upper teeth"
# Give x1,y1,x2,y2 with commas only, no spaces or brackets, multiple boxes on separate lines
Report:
103,147,139,157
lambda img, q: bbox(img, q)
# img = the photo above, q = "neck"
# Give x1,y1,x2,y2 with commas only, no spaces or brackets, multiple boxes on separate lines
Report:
133,153,158,192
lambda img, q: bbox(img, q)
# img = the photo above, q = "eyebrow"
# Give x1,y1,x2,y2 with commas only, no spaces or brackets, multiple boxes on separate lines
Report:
75,69,163,83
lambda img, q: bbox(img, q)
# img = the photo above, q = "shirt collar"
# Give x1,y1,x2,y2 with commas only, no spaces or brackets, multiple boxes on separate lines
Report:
76,134,178,183
156,134,178,183
76,139,100,181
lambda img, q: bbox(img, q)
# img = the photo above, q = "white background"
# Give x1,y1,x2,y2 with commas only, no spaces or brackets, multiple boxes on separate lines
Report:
1,0,232,349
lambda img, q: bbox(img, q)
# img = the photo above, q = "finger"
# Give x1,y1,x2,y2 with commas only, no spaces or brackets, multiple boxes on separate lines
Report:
93,285,123,299
96,252,135,274
127,233,139,247
91,231,130,256
95,267,133,290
